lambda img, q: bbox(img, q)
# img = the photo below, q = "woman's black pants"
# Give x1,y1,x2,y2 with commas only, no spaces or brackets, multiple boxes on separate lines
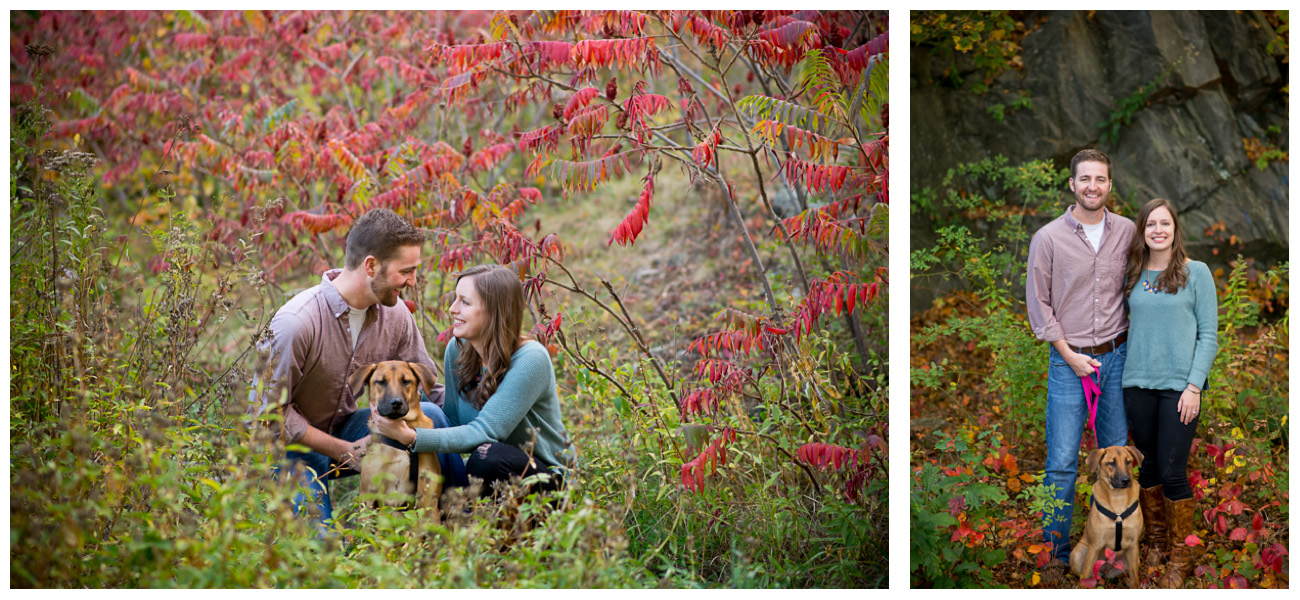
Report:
465,442,564,498
1123,387,1200,500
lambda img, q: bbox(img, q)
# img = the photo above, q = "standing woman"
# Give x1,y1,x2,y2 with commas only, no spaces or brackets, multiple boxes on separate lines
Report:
1121,198,1218,588
373,264,573,495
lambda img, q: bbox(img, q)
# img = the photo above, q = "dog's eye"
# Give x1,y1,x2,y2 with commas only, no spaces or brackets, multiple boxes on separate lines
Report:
374,378,385,385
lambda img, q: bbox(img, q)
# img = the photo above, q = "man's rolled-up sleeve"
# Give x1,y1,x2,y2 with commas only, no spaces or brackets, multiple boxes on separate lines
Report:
249,314,312,443
1025,232,1063,343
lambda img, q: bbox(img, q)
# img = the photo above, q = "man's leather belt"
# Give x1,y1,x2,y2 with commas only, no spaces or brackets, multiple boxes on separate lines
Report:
1072,331,1127,356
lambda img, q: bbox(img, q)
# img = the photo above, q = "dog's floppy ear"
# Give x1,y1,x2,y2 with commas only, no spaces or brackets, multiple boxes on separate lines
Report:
348,363,378,400
1084,448,1105,473
1125,445,1144,468
407,362,437,396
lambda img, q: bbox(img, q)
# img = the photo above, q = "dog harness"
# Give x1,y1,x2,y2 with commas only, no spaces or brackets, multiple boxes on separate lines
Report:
1090,494,1139,552
375,434,421,483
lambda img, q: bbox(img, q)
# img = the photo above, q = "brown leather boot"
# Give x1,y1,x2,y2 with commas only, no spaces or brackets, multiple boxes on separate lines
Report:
1139,485,1168,568
1159,496,1204,588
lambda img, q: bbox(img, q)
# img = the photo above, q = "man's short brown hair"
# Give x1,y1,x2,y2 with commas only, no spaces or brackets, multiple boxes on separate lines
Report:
344,209,426,270
1070,149,1112,179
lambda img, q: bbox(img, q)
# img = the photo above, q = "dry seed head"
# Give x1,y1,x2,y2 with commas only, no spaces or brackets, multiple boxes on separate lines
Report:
25,44,54,63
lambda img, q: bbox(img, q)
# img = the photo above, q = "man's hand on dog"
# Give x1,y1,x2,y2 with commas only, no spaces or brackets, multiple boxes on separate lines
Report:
371,412,417,447
337,437,370,470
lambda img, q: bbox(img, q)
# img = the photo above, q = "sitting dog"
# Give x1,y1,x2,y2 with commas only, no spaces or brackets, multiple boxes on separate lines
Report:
1071,445,1145,588
348,361,443,519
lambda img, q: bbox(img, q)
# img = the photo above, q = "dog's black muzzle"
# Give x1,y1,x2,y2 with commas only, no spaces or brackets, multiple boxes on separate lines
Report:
376,396,411,419
1109,474,1132,489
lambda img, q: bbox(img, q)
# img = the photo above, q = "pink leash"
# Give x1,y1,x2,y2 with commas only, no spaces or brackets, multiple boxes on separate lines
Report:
1081,372,1102,450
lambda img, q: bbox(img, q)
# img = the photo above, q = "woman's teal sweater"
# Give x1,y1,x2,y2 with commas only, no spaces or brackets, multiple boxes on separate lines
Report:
1122,260,1218,391
412,339,573,469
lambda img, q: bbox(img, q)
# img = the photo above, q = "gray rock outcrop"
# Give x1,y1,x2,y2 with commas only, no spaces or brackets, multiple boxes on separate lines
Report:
912,10,1288,311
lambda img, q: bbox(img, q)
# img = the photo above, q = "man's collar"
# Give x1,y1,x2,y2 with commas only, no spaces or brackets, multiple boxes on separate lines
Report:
1063,205,1110,230
320,269,358,318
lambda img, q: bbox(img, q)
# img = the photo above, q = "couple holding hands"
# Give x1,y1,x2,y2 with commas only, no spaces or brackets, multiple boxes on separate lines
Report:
1027,149,1219,588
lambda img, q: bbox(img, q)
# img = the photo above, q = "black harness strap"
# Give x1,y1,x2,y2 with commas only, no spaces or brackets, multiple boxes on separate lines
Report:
374,434,420,483
1091,493,1140,552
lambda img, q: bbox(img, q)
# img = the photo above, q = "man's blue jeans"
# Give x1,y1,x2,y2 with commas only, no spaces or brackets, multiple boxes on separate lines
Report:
1043,342,1129,562
282,401,468,526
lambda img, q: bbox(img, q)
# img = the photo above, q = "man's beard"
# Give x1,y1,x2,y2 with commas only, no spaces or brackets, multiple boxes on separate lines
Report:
1075,190,1107,212
371,278,401,307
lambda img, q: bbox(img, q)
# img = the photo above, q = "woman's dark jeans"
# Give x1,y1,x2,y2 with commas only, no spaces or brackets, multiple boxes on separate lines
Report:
1123,387,1199,500
465,442,564,498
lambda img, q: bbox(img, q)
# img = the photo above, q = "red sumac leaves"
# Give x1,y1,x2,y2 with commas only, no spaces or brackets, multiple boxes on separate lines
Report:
680,388,719,417
425,42,508,72
535,151,634,192
520,40,574,70
622,93,671,120
468,142,515,173
530,311,563,346
516,124,564,154
798,442,860,470
759,20,820,50
282,211,353,235
573,37,659,72
681,427,735,492
791,270,885,342
692,126,722,169
609,172,653,246
781,159,868,194
563,87,602,120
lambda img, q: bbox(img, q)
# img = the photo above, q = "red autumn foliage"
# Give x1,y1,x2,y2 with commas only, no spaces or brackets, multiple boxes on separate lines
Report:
282,211,353,235
572,37,659,73
681,427,735,492
609,171,654,247
563,87,603,120
691,126,722,169
781,159,871,194
530,311,563,346
18,10,887,517
516,124,564,154
790,270,884,342
467,142,515,174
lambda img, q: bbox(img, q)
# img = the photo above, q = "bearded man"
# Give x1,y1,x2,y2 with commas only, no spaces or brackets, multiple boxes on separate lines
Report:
1025,149,1135,581
252,208,467,526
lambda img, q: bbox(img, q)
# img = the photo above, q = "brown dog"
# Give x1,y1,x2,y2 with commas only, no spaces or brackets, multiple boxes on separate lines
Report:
348,361,443,519
1070,445,1145,587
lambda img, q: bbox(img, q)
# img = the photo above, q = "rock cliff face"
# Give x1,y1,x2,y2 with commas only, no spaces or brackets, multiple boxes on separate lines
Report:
912,10,1288,310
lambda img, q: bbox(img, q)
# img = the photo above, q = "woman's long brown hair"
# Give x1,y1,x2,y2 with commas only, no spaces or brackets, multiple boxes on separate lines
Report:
453,264,529,410
1124,198,1189,296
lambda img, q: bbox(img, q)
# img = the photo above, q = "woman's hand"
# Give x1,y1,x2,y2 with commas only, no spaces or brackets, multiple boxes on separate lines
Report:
370,412,417,447
1177,386,1201,425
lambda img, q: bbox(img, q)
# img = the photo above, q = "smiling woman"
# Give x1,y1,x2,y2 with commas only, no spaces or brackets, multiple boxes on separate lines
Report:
448,267,493,349
372,264,573,496
1120,198,1219,588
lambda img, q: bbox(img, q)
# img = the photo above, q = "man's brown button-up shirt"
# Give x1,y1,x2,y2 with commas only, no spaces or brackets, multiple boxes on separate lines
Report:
1026,205,1135,348
251,269,443,443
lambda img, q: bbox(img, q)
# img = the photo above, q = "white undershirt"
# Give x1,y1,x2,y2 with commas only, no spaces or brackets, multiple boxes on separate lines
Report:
1081,219,1105,253
348,306,367,350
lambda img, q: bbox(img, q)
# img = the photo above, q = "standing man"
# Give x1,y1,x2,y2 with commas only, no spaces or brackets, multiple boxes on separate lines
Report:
252,208,467,526
1026,149,1135,581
